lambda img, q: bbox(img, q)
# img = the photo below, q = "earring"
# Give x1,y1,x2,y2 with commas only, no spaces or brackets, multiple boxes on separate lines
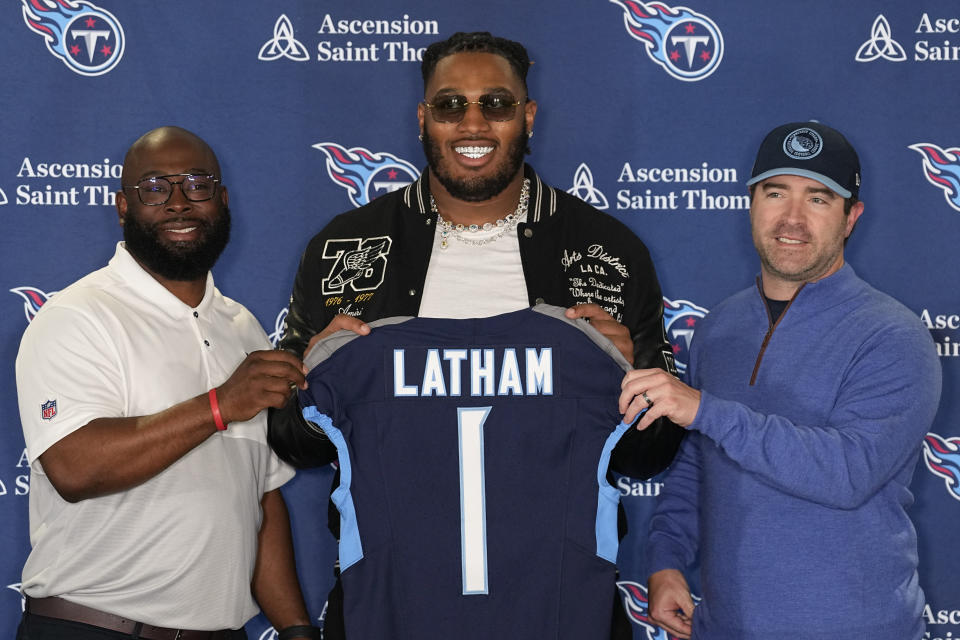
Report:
418,132,424,141
527,131,533,139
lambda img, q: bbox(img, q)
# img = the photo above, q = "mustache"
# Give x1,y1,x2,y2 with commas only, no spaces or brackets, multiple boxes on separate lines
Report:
148,216,209,230
771,223,811,241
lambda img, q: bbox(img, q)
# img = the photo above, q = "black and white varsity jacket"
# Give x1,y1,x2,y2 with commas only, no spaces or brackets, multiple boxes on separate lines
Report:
269,164,683,480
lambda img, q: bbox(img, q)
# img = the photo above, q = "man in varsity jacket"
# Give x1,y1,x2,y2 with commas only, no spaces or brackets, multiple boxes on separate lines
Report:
270,32,685,639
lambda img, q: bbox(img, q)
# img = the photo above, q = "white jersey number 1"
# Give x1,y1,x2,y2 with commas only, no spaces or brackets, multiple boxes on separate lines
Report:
458,406,491,595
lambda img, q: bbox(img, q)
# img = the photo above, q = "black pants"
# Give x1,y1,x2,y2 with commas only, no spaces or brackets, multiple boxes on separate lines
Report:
16,612,249,640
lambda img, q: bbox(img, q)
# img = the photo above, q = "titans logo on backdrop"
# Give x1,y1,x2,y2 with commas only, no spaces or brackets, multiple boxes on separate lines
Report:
662,297,708,376
10,286,56,324
21,0,124,76
298,305,634,640
923,432,960,502
314,142,419,208
910,142,960,213
610,0,723,81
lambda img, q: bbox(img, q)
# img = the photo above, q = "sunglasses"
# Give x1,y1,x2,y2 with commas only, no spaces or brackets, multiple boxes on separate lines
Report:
423,94,526,123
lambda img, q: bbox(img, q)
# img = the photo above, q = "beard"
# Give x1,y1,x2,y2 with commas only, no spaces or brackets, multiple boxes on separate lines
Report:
421,122,528,202
123,206,231,281
752,221,845,285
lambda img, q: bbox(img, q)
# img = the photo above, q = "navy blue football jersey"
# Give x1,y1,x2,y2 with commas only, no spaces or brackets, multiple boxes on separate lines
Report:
299,305,632,640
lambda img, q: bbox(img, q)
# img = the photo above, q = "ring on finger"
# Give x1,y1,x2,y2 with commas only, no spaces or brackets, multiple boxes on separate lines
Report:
641,391,653,407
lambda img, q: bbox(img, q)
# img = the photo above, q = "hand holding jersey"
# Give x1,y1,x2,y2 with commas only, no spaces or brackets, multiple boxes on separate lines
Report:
302,314,371,359
217,350,309,424
565,303,635,365
619,368,702,429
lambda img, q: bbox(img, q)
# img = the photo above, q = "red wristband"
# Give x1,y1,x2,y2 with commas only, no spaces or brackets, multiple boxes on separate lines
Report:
208,388,227,431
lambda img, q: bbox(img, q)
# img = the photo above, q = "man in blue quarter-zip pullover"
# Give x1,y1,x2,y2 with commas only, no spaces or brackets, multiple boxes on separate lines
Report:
618,121,942,639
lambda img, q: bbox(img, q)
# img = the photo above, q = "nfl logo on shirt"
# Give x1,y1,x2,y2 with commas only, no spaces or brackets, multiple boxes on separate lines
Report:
41,400,57,421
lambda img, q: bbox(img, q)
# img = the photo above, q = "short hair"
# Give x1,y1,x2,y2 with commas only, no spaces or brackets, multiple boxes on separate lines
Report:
421,32,531,92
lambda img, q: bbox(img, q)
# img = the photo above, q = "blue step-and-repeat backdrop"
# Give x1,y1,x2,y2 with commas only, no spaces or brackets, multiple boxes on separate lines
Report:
2,2,959,638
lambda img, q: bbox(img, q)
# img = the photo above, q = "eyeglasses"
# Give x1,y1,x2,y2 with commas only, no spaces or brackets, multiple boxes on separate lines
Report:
123,174,221,206
423,94,525,123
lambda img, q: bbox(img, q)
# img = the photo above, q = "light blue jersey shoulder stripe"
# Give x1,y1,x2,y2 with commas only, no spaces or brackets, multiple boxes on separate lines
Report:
596,420,631,562
302,406,363,571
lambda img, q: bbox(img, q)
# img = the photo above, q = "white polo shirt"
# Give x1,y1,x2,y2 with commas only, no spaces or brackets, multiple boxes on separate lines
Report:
15,242,294,630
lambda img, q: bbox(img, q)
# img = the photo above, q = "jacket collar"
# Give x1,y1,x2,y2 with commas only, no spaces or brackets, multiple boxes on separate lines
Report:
403,163,558,223
755,263,863,319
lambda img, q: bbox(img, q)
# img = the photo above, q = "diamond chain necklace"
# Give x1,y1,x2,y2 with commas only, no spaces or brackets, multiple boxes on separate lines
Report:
431,178,531,250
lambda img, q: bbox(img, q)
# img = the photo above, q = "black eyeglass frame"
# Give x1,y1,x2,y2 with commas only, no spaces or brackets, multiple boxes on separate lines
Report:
122,173,222,206
422,94,528,123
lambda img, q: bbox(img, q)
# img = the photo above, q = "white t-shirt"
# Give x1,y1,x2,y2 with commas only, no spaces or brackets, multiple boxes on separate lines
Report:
418,214,530,318
15,242,294,630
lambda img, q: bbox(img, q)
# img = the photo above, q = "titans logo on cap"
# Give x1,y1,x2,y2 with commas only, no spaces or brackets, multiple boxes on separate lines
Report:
783,128,823,160
314,142,420,208
663,297,709,375
909,142,960,213
611,0,724,82
923,432,960,502
21,0,125,76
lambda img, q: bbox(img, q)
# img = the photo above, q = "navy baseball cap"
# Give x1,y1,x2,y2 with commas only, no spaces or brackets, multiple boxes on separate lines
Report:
747,121,861,199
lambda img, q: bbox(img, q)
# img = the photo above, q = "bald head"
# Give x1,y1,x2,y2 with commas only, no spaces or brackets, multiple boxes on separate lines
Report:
121,126,221,186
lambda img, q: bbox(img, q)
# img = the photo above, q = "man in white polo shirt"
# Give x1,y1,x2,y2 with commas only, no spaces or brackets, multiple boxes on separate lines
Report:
15,127,318,640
